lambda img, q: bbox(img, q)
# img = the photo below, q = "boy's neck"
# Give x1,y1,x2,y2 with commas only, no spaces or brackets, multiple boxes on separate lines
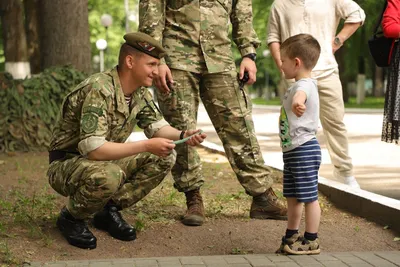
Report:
295,69,312,81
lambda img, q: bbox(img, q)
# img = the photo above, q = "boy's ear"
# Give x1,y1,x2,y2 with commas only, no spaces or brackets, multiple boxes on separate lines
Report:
294,57,301,67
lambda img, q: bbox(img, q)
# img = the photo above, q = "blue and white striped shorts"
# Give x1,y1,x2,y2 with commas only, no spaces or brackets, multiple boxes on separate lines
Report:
283,138,321,203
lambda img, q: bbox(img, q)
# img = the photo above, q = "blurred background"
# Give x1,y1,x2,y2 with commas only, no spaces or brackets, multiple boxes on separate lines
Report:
0,0,386,108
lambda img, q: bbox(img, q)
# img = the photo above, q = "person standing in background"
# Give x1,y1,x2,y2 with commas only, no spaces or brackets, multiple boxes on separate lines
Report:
267,0,366,188
382,0,400,144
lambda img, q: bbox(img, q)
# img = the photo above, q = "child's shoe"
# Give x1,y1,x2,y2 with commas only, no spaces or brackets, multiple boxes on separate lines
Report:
283,237,320,255
275,233,300,254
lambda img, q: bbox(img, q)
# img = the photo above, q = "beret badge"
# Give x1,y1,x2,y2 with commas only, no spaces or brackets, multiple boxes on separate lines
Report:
138,41,156,52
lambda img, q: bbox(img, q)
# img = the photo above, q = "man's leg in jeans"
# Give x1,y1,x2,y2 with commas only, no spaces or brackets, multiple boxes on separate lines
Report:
201,70,287,220
155,69,206,226
317,70,359,188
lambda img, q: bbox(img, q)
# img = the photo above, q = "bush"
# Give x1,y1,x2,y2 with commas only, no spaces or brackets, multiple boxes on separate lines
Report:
0,66,86,153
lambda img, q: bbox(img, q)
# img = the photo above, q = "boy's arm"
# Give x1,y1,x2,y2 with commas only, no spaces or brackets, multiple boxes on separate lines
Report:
292,90,307,117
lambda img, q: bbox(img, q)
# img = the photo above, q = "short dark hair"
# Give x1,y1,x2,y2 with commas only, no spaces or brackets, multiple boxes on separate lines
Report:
118,43,143,66
280,34,321,70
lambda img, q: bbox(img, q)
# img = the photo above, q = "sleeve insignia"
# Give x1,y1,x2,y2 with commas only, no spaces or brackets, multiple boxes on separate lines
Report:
81,113,98,133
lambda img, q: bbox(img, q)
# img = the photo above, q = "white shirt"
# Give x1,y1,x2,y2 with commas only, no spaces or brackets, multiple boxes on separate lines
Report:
267,0,366,78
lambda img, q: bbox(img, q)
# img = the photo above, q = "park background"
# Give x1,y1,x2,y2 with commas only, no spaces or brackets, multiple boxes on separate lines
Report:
1,1,400,266
0,0,388,108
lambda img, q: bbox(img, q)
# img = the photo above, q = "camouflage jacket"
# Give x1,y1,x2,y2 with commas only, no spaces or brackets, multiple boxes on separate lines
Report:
49,67,169,155
139,0,261,74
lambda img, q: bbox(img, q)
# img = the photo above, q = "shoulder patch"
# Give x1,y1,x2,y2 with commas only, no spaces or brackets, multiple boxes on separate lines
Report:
81,113,98,133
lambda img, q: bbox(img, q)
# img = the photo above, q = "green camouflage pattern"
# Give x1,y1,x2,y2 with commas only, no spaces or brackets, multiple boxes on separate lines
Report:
49,67,167,153
156,70,273,195
47,151,176,219
139,0,261,74
47,67,174,219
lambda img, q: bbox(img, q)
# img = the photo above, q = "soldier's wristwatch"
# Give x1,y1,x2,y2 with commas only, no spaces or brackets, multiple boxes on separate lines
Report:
334,36,342,46
243,53,257,62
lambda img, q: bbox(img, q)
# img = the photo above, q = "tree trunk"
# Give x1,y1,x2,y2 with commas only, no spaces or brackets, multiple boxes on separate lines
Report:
0,0,31,79
24,0,41,74
39,0,91,73
374,66,384,97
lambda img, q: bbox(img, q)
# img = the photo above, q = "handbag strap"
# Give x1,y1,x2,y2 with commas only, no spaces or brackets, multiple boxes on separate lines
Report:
373,1,388,35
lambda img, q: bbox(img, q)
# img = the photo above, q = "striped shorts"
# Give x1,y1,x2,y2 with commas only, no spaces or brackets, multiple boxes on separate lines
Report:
283,138,321,203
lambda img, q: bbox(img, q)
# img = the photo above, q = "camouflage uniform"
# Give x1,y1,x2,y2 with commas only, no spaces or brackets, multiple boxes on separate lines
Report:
47,67,176,220
139,0,273,196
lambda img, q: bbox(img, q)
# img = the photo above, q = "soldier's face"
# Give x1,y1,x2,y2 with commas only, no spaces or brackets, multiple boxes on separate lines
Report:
132,54,160,87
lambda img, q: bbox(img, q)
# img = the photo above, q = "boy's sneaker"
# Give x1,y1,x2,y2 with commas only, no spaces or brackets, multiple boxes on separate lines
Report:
276,233,300,254
283,237,320,255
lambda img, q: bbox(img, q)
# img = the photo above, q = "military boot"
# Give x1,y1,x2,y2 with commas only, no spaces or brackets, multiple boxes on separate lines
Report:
250,188,287,220
182,189,205,226
56,207,97,249
93,204,136,241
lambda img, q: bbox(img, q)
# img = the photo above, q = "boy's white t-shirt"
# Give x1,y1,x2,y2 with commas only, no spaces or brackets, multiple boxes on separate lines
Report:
279,78,319,152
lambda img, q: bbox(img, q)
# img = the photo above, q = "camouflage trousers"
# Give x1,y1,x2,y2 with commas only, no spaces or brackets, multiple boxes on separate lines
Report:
156,69,272,196
47,151,176,219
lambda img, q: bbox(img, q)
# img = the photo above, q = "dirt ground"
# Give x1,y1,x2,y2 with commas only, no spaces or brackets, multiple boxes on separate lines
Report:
0,148,399,266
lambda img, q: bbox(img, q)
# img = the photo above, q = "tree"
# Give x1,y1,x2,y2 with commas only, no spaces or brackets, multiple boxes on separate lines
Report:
0,0,30,79
39,0,91,73
24,0,41,74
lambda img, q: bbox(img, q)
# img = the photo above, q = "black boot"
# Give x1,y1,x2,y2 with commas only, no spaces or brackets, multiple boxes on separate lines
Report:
93,204,136,241
56,207,97,249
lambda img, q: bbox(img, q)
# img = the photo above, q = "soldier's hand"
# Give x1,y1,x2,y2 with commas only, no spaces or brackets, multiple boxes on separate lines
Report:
239,58,257,85
145,138,175,157
184,129,207,146
154,65,174,94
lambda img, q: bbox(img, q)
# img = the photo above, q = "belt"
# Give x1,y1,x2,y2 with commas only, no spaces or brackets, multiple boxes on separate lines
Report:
49,150,79,164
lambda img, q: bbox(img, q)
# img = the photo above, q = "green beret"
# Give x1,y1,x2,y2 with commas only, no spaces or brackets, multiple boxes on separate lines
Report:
123,32,166,59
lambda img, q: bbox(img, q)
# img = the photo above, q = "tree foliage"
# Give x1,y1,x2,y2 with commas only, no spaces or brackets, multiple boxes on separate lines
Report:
0,0,389,95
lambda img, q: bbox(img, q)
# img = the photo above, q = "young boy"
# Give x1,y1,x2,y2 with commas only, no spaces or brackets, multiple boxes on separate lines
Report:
277,34,322,255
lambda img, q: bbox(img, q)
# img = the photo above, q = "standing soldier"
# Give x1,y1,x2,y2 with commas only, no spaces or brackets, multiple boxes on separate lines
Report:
47,32,206,249
139,0,287,227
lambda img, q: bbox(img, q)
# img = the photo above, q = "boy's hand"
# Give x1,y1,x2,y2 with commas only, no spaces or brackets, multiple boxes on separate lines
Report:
292,90,307,117
292,101,306,117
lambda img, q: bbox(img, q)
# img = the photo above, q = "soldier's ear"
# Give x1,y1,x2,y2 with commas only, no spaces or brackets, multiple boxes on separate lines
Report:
125,55,135,69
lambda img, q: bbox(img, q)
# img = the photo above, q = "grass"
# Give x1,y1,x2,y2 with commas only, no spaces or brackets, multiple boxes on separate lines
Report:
0,149,334,264
252,96,385,109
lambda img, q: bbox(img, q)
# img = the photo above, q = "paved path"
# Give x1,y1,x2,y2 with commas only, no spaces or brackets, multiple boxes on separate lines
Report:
28,251,400,266
197,104,400,200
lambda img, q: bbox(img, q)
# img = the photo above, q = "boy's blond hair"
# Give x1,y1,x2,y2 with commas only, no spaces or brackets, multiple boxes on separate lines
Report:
280,34,321,70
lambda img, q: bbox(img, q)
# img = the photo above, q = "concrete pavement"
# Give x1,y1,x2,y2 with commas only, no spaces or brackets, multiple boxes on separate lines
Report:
197,104,400,200
26,252,400,266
